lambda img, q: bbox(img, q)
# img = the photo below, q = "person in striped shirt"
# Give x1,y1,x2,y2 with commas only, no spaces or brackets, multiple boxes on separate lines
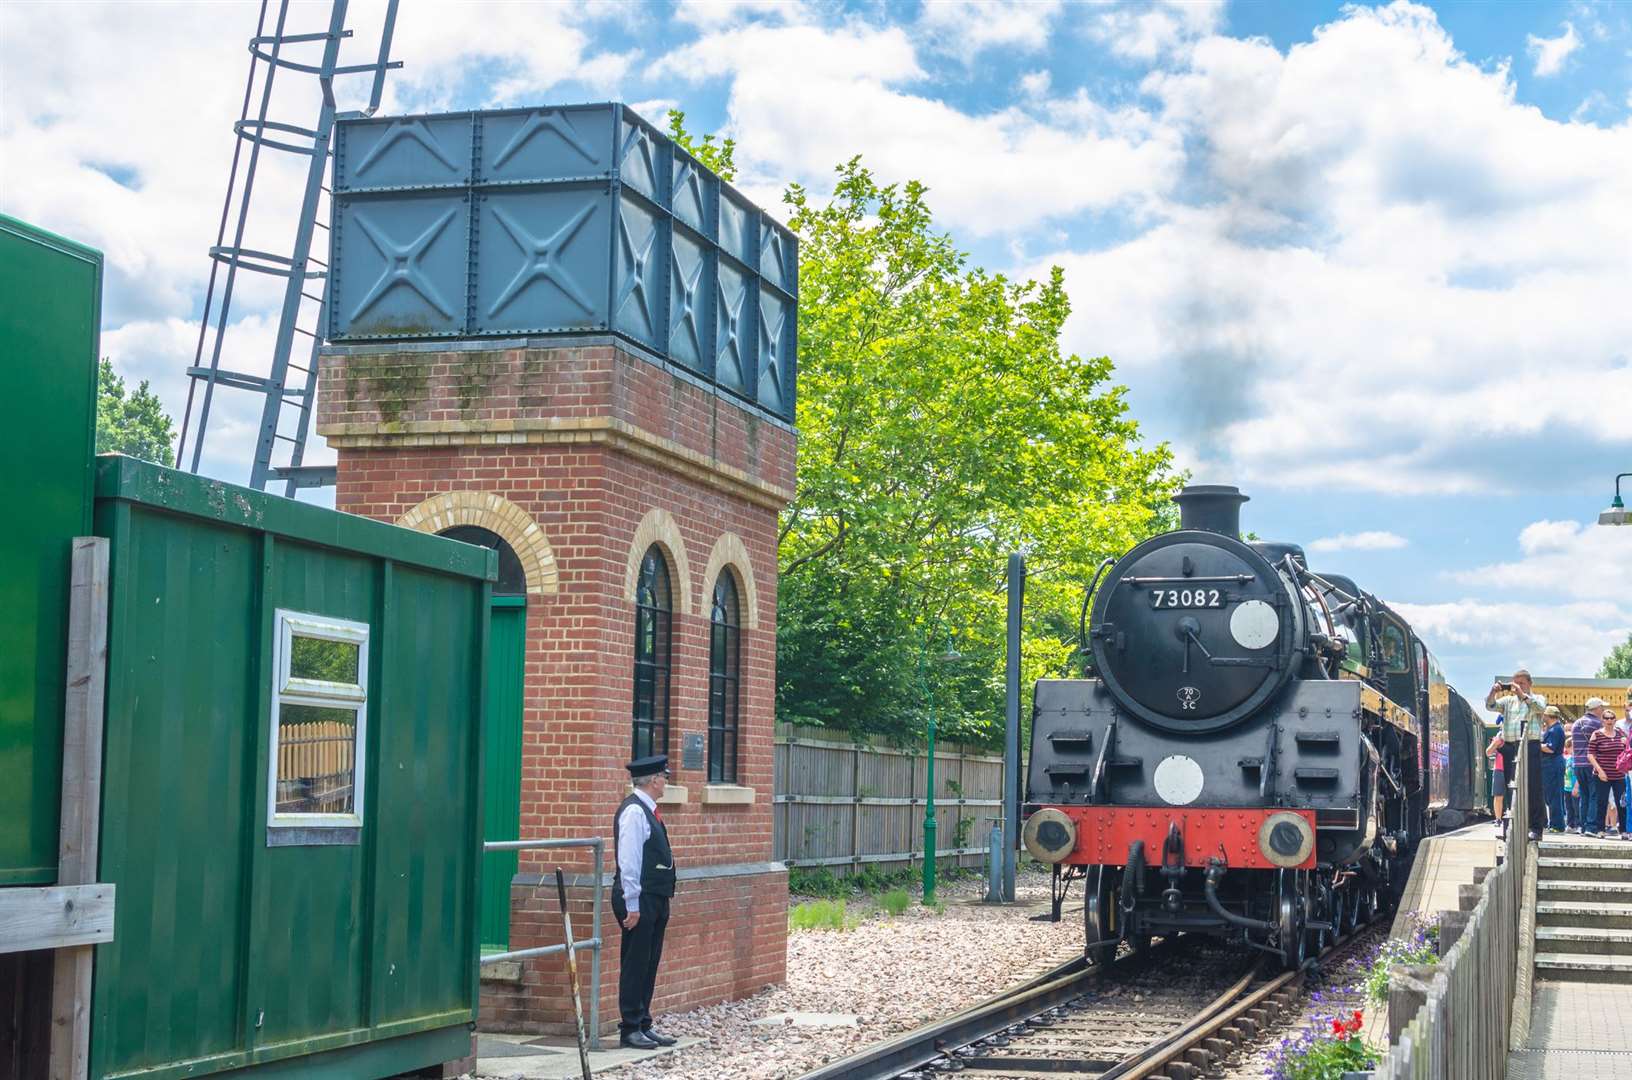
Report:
1585,720,1629,839
1571,699,1608,833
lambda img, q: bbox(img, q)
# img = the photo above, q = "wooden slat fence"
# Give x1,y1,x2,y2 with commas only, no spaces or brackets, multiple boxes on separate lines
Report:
275,719,356,815
773,724,1004,872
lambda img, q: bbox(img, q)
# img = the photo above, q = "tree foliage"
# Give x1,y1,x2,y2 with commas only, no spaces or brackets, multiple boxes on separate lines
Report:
1601,633,1632,680
662,113,1178,745
775,158,1179,745
665,110,737,181
96,358,175,465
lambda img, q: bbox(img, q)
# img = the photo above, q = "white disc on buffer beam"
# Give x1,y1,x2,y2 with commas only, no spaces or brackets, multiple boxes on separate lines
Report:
1154,755,1205,805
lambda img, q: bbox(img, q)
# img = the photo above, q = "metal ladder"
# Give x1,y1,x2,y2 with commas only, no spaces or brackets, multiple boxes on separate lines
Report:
175,0,400,495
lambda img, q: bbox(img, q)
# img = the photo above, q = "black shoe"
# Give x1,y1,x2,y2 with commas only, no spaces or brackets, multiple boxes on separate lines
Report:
620,1031,661,1050
643,1029,678,1047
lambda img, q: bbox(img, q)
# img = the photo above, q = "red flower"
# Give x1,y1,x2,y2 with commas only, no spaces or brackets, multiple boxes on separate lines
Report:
1332,1019,1346,1036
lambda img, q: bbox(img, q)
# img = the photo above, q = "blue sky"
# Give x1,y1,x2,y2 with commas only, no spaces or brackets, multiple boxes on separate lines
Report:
3,0,1629,700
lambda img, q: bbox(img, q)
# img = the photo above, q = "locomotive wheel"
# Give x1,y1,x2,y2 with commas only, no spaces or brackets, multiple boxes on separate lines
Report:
1306,877,1332,955
1277,869,1307,970
1340,883,1360,935
1087,867,1151,956
1086,868,1116,954
1357,883,1377,926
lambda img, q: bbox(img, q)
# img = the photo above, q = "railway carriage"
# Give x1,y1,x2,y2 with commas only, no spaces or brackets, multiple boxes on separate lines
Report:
1022,485,1487,967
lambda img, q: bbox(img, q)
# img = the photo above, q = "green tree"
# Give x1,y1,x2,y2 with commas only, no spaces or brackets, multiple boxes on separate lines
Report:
665,110,736,181
776,159,1178,744
96,358,175,464
1601,633,1632,680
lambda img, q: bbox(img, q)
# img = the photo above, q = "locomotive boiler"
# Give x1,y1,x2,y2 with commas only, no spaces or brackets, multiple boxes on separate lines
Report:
1022,485,1484,968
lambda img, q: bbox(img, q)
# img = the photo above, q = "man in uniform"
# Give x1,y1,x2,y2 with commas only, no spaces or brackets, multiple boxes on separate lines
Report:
612,755,677,1049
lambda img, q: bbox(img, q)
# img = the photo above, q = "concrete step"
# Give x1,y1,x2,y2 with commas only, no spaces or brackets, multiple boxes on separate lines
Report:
1535,951,1632,984
1537,857,1632,882
1539,836,1632,859
1535,926,1632,955
1537,901,1632,930
1538,879,1632,904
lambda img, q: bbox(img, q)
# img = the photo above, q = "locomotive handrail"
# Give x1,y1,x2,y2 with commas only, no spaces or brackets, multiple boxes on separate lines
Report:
1078,556,1116,668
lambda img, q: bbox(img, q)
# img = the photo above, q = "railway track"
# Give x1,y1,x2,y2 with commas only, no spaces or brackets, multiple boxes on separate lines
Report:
795,921,1386,1080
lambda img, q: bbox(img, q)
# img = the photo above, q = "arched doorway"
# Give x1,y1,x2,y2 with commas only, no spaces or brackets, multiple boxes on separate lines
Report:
441,524,527,952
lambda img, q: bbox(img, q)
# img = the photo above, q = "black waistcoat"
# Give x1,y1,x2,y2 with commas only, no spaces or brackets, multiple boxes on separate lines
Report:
613,793,676,899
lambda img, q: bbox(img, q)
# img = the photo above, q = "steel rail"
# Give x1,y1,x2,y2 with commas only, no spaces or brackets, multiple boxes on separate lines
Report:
798,909,1383,1080
792,954,1095,1080
1104,963,1296,1080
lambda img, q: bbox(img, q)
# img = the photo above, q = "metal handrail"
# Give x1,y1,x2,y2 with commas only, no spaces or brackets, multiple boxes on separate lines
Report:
480,837,603,1049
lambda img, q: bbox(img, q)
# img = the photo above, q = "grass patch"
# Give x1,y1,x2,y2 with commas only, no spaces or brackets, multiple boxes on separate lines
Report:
789,899,852,932
880,888,911,916
789,863,918,900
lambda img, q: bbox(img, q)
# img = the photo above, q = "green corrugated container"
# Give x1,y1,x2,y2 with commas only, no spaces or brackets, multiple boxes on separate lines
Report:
0,214,101,886
91,456,495,1080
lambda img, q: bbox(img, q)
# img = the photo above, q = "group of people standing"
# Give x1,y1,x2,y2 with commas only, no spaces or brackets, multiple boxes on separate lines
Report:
1486,670,1632,840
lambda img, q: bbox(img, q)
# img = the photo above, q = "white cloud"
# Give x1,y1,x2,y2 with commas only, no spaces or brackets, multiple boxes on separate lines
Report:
1307,531,1409,553
1390,598,1629,684
1087,0,1225,62
1035,1,1632,496
655,21,1182,235
1391,514,1632,687
674,0,807,28
1453,519,1632,602
1527,22,1581,78
919,0,1063,61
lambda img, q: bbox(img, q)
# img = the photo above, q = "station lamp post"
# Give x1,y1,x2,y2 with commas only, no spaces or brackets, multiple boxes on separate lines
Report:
1600,473,1631,527
920,626,961,906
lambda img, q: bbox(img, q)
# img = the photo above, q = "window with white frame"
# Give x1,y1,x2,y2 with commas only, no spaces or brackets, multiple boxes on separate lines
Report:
270,611,368,830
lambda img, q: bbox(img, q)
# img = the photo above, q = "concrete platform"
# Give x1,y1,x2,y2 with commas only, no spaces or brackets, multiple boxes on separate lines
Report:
1508,983,1632,1078
1392,820,1503,935
473,1033,702,1078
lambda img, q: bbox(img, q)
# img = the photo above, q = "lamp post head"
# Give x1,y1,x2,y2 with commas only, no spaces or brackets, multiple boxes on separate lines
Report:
1602,474,1630,526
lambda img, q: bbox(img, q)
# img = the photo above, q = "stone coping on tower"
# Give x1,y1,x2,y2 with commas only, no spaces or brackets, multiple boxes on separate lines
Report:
316,336,797,511
320,333,797,434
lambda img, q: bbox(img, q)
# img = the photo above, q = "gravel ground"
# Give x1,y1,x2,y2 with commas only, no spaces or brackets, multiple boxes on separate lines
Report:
606,869,1082,1080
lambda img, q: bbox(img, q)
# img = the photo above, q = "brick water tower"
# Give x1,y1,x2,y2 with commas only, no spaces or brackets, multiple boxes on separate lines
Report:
313,104,795,1032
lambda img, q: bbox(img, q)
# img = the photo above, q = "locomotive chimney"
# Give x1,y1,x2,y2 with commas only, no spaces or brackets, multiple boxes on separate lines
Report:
1173,485,1249,538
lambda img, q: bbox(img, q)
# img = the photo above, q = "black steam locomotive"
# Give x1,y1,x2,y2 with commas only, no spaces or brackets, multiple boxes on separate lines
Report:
1022,486,1488,967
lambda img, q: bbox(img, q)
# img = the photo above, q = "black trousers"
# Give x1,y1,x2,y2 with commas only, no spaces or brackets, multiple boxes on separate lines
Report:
614,893,670,1035
1498,739,1545,834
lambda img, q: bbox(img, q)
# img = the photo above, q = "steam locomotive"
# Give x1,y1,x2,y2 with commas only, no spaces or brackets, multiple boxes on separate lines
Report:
1021,486,1488,968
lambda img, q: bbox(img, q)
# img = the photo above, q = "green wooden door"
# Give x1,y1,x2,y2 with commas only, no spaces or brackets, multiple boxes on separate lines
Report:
480,597,526,951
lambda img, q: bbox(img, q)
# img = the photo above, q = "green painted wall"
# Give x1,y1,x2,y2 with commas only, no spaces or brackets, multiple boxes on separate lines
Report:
90,457,493,1080
0,214,100,885
479,597,526,951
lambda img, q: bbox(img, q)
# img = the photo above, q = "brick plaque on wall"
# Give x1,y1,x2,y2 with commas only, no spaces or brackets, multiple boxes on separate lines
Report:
682,732,704,772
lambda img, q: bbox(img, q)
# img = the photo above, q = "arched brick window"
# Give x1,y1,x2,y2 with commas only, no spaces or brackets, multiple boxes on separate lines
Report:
708,571,741,784
632,546,672,761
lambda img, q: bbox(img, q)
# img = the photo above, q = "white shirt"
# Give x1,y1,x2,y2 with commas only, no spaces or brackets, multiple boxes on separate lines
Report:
616,788,657,913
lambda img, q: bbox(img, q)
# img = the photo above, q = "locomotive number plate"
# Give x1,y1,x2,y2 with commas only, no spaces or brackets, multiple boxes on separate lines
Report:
1150,587,1226,609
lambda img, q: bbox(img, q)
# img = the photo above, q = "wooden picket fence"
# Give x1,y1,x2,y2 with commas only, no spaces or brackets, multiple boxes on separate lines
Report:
772,724,1005,872
274,719,357,815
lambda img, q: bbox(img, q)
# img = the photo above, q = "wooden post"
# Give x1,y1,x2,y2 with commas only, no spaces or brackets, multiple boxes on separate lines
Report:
49,537,110,1080
850,744,862,872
